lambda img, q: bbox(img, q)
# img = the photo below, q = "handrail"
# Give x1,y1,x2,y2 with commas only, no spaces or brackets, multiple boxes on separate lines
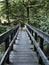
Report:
0,29,19,65
26,23,49,65
0,24,19,44
26,28,49,65
0,24,20,65
26,23,49,43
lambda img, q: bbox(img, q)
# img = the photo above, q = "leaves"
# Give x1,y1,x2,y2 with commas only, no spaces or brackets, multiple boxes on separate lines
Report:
0,0,49,33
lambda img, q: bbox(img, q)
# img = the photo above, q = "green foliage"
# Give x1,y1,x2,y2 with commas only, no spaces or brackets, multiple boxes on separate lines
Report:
0,0,49,33
28,0,49,33
0,25,6,33
12,20,19,25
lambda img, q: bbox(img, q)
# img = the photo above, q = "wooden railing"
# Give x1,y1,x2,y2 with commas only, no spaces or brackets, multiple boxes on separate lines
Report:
26,23,49,65
0,24,20,65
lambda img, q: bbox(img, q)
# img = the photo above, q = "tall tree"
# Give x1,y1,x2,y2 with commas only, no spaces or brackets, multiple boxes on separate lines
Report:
5,0,10,24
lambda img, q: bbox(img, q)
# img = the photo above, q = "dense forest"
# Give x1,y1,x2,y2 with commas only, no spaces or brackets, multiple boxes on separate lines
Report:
0,0,49,34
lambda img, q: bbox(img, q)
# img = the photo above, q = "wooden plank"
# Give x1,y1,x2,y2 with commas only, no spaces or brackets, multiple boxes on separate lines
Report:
9,29,40,65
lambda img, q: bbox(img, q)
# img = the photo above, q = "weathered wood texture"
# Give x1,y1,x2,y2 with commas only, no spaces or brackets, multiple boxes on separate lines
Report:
9,29,40,65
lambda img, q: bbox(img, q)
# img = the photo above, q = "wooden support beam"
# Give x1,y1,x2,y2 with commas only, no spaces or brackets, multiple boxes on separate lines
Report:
39,37,44,64
34,33,37,51
26,4,44,8
31,30,33,44
5,36,9,64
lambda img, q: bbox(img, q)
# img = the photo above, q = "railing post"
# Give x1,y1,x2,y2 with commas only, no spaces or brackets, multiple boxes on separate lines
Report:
47,43,49,59
29,28,31,40
34,33,37,51
11,32,14,50
40,37,44,51
14,28,17,36
32,30,33,36
39,37,44,64
29,28,31,33
27,27,31,40
14,29,16,36
5,36,9,64
31,30,33,44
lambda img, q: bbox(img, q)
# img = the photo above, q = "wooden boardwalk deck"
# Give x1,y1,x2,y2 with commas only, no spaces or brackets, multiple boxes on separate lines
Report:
9,28,40,65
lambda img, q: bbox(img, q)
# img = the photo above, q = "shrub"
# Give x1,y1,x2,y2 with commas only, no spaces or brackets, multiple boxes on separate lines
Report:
0,25,6,33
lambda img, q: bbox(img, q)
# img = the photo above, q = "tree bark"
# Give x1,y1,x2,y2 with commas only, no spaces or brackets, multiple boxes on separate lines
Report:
5,0,10,24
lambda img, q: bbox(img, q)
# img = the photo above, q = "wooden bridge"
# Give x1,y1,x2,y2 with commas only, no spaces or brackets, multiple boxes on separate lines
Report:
0,23,49,65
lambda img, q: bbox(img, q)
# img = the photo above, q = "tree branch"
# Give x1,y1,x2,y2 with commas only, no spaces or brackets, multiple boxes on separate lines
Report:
26,4,44,8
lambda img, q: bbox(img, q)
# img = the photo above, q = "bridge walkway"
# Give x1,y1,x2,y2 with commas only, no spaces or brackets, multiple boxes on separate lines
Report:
9,28,40,65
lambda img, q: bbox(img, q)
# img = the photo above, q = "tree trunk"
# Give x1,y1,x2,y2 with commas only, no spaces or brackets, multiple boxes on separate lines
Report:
5,0,10,24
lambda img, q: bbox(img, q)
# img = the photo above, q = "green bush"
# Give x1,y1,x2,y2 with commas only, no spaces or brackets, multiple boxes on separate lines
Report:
0,25,6,33
12,21,19,25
